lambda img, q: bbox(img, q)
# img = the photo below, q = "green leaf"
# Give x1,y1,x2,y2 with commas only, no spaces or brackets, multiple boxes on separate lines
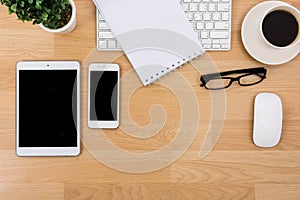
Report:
10,3,17,12
35,0,42,10
42,12,48,21
55,13,61,20
44,8,51,14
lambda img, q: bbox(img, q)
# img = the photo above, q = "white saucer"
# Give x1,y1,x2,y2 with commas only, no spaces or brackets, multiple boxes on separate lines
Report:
242,1,300,65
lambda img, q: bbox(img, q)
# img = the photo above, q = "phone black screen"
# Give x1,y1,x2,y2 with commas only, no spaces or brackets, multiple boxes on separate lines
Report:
18,70,78,147
90,71,118,121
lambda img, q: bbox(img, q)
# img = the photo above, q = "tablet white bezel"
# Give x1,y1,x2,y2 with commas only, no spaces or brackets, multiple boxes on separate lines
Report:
16,61,80,156
88,63,120,129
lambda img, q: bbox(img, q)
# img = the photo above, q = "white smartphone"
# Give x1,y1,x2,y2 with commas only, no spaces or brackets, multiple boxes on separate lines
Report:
88,63,120,129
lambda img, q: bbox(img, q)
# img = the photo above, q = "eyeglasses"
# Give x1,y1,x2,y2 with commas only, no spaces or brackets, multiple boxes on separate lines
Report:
200,67,267,90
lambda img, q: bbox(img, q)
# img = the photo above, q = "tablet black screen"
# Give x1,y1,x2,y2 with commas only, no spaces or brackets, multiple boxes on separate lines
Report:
18,70,78,147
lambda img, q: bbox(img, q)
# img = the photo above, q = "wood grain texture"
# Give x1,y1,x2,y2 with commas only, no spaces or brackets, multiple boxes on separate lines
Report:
65,183,254,200
0,183,64,200
0,0,299,199
255,184,300,200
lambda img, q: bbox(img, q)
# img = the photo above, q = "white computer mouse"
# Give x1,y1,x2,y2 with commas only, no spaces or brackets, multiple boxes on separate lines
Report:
253,93,282,148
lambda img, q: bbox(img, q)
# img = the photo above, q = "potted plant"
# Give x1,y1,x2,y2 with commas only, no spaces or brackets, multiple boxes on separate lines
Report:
0,0,76,34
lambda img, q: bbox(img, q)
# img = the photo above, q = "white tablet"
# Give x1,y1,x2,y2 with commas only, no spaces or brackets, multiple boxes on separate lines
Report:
16,61,80,156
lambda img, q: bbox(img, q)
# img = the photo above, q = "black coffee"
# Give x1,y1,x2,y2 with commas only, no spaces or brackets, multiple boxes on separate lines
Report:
262,10,299,47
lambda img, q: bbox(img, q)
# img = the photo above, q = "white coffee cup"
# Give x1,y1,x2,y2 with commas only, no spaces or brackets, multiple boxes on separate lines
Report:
259,4,300,50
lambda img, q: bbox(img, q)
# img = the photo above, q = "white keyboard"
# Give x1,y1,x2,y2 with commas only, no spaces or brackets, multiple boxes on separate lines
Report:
96,0,232,51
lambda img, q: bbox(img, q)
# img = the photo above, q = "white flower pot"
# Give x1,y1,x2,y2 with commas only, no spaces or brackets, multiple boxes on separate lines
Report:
39,0,76,34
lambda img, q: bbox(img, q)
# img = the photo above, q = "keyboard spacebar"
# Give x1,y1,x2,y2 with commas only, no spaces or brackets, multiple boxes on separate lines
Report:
210,32,229,39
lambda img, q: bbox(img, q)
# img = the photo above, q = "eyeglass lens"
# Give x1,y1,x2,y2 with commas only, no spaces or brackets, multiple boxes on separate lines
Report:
239,73,265,86
205,78,232,89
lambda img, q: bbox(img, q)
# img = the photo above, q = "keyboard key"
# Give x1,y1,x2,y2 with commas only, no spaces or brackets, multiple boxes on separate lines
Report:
214,22,229,30
203,44,211,48
210,31,229,38
205,22,213,30
217,3,229,11
222,12,230,20
117,42,122,49
212,13,221,21
208,4,216,12
182,4,189,12
108,40,116,49
201,39,211,44
199,4,207,12
201,31,209,39
99,22,109,29
187,13,194,20
98,13,104,20
212,44,221,49
190,4,198,11
194,13,202,20
191,22,196,30
203,13,211,21
221,44,229,49
220,39,229,44
99,40,107,49
99,32,114,39
212,40,220,44
196,22,205,30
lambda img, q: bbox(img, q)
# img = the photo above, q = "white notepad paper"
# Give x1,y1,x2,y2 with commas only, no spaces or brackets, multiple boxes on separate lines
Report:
93,0,205,86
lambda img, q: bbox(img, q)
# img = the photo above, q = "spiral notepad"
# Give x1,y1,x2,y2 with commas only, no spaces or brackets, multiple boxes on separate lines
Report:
93,0,205,86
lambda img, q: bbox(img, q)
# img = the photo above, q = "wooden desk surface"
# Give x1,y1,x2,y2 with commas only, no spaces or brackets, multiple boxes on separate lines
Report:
0,0,299,199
